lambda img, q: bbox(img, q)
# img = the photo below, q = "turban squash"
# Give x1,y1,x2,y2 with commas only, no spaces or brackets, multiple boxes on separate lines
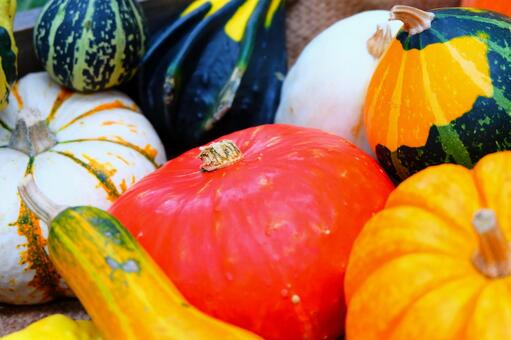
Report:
346,151,511,339
364,6,511,182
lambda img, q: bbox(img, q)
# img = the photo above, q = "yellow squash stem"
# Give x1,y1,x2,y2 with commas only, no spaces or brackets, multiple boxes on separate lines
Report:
390,5,435,35
472,209,511,279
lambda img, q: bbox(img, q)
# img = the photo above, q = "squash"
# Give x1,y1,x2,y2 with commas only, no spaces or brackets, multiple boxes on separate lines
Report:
462,0,511,17
17,176,260,340
137,0,286,156
109,124,394,339
345,151,511,339
0,72,165,305
33,0,146,92
0,0,17,110
2,314,102,340
275,10,402,154
364,6,511,182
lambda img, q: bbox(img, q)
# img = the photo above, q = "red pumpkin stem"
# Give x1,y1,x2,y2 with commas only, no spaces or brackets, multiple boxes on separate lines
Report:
472,209,511,278
390,5,435,36
198,140,243,172
367,24,393,59
18,174,66,225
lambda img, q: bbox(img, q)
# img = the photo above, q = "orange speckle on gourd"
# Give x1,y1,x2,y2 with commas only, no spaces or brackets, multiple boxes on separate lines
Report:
120,179,128,193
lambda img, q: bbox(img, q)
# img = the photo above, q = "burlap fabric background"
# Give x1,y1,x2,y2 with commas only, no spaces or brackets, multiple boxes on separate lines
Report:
1,0,460,335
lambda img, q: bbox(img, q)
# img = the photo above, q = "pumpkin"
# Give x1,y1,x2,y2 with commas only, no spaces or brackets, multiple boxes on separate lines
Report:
364,6,511,182
462,0,511,17
2,314,102,340
33,0,146,92
0,72,165,305
109,124,394,339
137,0,286,156
345,151,511,339
18,176,260,340
0,0,17,110
275,10,402,155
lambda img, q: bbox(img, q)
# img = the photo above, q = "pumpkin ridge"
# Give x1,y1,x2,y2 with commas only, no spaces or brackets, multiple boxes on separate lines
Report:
455,283,490,339
0,117,11,131
51,150,120,201
45,88,73,123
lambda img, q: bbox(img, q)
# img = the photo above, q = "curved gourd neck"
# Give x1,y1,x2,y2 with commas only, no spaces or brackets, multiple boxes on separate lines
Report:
9,109,57,156
472,209,511,278
390,5,435,35
198,140,243,172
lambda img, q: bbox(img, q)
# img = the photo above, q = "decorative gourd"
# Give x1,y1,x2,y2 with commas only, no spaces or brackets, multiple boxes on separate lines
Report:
2,314,102,340
33,0,146,92
364,6,511,182
138,0,286,156
346,151,511,339
462,0,511,17
109,124,394,339
0,72,165,305
275,11,402,154
0,0,17,110
18,176,260,340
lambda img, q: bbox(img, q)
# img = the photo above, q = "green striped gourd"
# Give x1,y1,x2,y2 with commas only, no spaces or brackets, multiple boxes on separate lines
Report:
138,0,287,156
33,0,147,92
364,6,511,182
0,0,17,110
0,72,165,304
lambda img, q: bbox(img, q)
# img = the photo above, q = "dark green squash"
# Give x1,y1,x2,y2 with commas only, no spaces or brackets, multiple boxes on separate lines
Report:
33,0,147,92
137,0,286,155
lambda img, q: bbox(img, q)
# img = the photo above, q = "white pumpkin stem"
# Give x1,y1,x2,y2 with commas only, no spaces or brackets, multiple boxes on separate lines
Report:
18,174,66,225
390,5,435,36
367,24,393,59
9,116,57,157
472,209,511,278
198,140,243,172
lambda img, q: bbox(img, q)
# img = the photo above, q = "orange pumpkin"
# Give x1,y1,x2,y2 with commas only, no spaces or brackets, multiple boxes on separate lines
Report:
345,151,511,339
463,0,511,17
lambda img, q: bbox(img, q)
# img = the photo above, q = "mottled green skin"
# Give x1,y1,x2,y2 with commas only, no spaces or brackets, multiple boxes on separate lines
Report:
376,8,511,183
33,0,147,92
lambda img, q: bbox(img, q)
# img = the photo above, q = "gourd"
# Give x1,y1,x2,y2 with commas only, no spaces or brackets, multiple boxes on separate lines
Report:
109,124,394,339
0,0,17,110
462,0,511,17
275,10,402,154
2,314,102,340
345,151,511,339
364,6,511,182
138,0,287,156
17,176,260,340
0,72,165,305
33,0,146,92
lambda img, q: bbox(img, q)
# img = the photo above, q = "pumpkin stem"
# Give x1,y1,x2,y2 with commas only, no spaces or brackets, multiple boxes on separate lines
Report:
472,209,511,279
198,140,243,172
18,174,66,225
367,24,393,59
389,5,435,36
9,114,57,157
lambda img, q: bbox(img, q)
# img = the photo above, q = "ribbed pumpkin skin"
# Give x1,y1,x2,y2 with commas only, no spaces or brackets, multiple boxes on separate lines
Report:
463,0,511,17
0,0,17,110
33,0,146,92
110,124,394,339
364,9,511,182
48,206,260,340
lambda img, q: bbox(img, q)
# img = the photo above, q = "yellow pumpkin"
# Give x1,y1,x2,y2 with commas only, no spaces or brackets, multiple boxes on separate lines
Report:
346,151,511,339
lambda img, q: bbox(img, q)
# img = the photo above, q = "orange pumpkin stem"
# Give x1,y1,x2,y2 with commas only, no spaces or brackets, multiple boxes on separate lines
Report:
472,209,511,279
18,174,66,225
390,5,435,36
198,140,243,172
367,24,393,59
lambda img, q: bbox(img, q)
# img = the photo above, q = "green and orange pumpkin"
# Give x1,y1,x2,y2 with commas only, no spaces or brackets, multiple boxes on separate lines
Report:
364,6,511,182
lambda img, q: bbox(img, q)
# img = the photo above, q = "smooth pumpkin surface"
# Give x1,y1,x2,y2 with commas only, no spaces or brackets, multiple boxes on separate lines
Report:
346,151,511,340
0,72,165,304
463,0,511,17
110,124,394,339
364,7,511,182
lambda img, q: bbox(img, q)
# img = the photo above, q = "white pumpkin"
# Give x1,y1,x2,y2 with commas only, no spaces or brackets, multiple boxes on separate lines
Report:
0,72,166,304
275,10,402,154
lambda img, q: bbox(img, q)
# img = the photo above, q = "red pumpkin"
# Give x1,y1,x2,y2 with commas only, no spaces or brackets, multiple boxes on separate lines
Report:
109,124,393,339
462,0,511,16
